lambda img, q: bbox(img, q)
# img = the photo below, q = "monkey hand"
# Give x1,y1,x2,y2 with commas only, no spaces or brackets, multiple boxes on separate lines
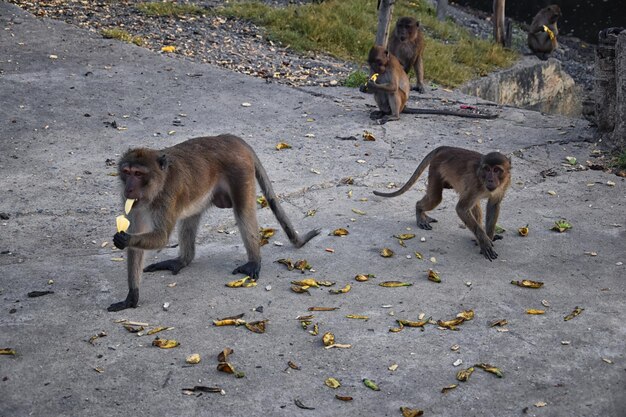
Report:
359,83,368,93
113,231,131,250
479,241,498,261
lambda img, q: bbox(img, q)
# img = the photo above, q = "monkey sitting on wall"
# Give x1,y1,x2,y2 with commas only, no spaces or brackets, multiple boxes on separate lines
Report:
528,5,561,60
388,16,426,93
361,46,497,124
373,146,511,261
108,134,320,311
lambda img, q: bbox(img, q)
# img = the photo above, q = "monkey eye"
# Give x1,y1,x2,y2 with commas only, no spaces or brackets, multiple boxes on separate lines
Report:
493,167,502,174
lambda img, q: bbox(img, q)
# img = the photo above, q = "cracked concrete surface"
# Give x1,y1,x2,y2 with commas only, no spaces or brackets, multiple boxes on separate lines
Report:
0,3,625,417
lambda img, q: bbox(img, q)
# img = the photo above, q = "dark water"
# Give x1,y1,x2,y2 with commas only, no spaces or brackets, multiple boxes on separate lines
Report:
453,0,625,44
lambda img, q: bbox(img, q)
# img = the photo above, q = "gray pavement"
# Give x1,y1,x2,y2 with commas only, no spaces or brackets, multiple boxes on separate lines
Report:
1,2,625,416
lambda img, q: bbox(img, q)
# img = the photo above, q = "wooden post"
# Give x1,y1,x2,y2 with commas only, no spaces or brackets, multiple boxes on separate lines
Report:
436,0,448,22
493,0,505,45
375,0,395,48
595,28,621,133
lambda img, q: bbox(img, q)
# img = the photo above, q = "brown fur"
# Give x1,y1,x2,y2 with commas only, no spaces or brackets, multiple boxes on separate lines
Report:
528,5,561,60
373,146,511,261
388,16,426,93
108,134,320,311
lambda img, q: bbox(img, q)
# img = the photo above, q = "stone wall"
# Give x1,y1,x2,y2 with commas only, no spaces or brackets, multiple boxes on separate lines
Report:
460,56,582,117
594,28,626,150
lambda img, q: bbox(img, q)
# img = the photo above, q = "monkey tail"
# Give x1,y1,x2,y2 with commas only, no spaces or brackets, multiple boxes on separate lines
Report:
253,156,320,248
373,147,440,198
402,108,498,119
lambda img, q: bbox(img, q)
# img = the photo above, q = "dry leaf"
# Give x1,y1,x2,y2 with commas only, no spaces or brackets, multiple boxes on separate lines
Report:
329,284,351,294
352,208,366,215
291,279,319,288
400,407,424,417
331,228,349,236
294,399,314,410
186,354,201,364
456,367,475,382
0,348,16,356
245,320,267,333
441,384,458,393
308,307,339,311
152,338,179,349
256,195,268,208
511,280,544,288
518,224,529,236
213,318,246,326
564,306,584,321
147,326,173,335
397,318,430,328
217,348,233,363
322,332,335,346
291,285,310,294
275,142,292,150
379,281,412,287
362,131,376,141
489,319,508,327
427,269,441,283
335,395,353,401
325,377,341,389
526,309,546,315
394,234,415,240
346,314,369,320
380,248,394,257
226,276,257,288
362,378,380,391
475,363,503,377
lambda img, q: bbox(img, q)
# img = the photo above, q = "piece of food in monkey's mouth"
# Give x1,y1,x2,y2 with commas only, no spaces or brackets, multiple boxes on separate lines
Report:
116,215,130,233
124,198,135,215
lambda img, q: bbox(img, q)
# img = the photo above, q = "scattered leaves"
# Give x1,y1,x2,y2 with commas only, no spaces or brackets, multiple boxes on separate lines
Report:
329,284,351,294
292,279,319,288
346,314,369,320
182,386,222,394
380,248,394,257
308,307,339,311
256,195,268,208
335,395,353,401
526,309,545,315
294,399,315,410
456,367,475,382
518,224,529,236
362,131,376,141
245,320,268,334
441,384,458,393
0,348,16,356
394,234,415,240
186,354,201,364
397,318,430,328
322,332,335,346
400,407,424,417
489,319,508,327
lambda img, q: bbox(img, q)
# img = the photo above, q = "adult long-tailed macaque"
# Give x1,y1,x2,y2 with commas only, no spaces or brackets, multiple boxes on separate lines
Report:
528,5,561,60
362,46,497,124
108,134,320,311
373,146,511,261
388,16,426,93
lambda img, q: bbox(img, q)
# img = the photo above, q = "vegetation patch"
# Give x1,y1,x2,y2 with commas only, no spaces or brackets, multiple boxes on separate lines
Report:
101,28,143,46
136,2,206,17
219,0,518,87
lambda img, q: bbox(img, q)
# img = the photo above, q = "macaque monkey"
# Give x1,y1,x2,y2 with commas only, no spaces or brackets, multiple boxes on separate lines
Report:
108,134,320,311
528,5,561,60
389,16,426,93
362,46,497,124
373,146,511,261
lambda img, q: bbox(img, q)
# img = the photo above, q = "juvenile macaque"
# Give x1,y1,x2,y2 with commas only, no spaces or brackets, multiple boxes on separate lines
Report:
528,5,561,60
373,146,511,260
388,16,426,93
108,134,320,311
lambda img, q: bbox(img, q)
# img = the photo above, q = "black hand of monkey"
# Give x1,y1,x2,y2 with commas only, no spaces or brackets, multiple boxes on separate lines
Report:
113,231,131,249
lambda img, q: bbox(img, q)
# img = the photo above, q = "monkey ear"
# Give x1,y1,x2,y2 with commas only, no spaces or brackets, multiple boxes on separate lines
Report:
157,154,168,171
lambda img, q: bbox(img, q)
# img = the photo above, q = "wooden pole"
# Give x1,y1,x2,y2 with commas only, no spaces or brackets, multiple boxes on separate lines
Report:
375,0,395,48
436,0,448,22
493,0,505,45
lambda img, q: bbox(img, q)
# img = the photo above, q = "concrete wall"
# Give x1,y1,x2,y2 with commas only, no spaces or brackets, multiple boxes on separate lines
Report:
614,31,626,149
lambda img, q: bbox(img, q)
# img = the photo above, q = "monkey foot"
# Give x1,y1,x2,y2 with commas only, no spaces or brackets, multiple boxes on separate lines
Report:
417,216,436,230
144,259,186,275
369,111,385,120
232,261,260,280
107,289,138,312
493,234,504,241
412,84,425,94
479,245,498,261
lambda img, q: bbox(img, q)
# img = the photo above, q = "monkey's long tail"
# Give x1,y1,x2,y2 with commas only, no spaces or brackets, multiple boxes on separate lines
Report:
403,108,497,119
373,148,439,198
253,156,321,248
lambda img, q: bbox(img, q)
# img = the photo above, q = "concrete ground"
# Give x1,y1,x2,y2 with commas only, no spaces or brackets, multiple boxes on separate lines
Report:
0,3,624,416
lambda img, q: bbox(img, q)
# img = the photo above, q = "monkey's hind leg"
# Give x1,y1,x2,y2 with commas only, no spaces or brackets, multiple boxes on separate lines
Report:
231,183,262,280
144,214,201,275
415,176,443,230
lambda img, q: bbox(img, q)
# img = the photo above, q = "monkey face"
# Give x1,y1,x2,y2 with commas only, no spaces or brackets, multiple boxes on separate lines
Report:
367,46,389,74
118,149,168,204
547,5,561,23
395,17,418,42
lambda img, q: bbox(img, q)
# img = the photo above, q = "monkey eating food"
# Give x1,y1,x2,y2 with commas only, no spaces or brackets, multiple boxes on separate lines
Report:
362,46,497,124
373,146,511,261
108,134,320,311
528,5,561,60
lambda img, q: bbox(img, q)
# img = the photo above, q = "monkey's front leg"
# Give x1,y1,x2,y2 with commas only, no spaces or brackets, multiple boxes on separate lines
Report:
456,202,498,261
107,246,144,311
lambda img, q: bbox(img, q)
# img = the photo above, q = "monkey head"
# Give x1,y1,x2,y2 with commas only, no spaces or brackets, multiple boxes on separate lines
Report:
394,16,419,42
546,5,561,23
479,152,511,192
367,45,390,74
118,148,168,204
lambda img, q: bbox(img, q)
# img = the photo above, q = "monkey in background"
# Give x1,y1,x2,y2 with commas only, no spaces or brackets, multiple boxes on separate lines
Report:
108,134,320,311
374,147,511,261
528,5,561,60
388,16,426,93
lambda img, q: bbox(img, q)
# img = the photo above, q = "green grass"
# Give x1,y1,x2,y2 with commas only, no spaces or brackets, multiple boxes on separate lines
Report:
136,2,206,17
219,0,518,87
101,28,144,46
615,150,626,169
